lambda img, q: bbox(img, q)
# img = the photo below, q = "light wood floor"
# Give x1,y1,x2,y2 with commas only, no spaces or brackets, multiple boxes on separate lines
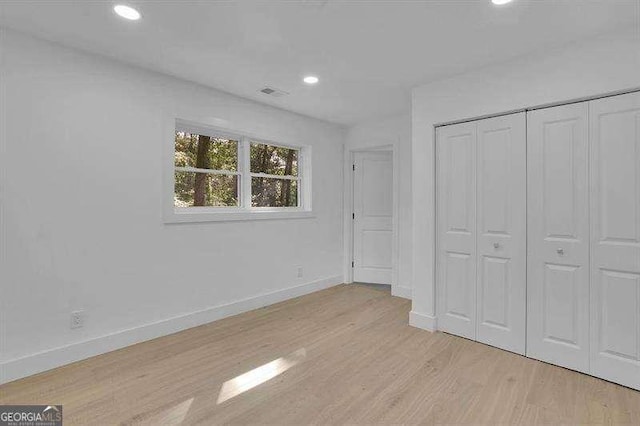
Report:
2,284,640,425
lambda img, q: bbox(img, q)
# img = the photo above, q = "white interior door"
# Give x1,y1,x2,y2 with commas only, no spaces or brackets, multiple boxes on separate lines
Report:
590,91,640,390
475,113,527,354
353,151,393,284
527,103,590,373
436,122,477,339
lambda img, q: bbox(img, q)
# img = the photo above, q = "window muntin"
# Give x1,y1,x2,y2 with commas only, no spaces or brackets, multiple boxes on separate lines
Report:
173,126,306,212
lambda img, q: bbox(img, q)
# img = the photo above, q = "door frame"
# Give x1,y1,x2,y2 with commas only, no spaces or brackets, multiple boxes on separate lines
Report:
343,144,402,297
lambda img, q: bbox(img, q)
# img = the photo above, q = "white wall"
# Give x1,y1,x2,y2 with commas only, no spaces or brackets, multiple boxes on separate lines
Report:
344,115,412,299
410,28,640,331
0,29,346,384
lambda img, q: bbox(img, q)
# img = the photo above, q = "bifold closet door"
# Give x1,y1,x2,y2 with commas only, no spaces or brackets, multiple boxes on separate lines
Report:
436,122,477,339
475,114,527,354
436,113,526,353
590,91,640,390
527,103,590,373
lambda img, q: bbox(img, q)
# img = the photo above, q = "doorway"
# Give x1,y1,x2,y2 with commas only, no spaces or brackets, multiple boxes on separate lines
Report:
350,150,395,286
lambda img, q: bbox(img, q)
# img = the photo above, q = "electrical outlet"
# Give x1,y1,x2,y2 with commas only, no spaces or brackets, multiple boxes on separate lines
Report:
297,266,303,278
70,310,84,329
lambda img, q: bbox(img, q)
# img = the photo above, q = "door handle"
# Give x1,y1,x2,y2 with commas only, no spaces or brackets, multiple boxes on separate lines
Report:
493,242,501,250
557,248,564,256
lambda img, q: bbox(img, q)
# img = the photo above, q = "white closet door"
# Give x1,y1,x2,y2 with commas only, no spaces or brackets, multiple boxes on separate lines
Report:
590,91,640,390
475,113,527,354
436,122,477,339
527,103,590,372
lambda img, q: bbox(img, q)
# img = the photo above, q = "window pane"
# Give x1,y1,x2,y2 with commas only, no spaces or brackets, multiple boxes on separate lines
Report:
251,177,298,207
175,131,238,171
250,143,298,176
174,171,238,207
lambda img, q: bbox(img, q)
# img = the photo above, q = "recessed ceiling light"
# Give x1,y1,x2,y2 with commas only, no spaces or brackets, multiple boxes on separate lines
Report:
303,76,319,85
492,0,513,4
113,4,141,20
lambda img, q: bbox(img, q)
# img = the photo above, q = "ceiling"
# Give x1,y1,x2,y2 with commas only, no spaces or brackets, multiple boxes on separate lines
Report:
0,0,638,125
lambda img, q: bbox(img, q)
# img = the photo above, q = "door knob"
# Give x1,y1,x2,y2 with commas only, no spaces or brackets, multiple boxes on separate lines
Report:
493,242,500,249
557,248,564,256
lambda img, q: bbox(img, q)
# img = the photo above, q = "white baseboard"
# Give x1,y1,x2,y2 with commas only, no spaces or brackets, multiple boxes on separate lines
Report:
0,275,343,385
409,310,437,332
392,285,412,300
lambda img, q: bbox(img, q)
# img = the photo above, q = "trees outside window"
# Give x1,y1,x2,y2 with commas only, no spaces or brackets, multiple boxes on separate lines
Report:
173,128,304,210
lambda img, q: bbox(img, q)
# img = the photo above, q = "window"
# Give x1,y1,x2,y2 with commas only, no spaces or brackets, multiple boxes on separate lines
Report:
166,120,312,222
250,142,299,208
174,132,239,207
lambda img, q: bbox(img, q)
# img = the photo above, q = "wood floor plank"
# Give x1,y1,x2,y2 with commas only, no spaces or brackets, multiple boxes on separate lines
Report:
1,284,639,425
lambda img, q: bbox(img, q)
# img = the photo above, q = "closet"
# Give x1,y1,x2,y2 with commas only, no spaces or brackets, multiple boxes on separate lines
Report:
435,90,640,390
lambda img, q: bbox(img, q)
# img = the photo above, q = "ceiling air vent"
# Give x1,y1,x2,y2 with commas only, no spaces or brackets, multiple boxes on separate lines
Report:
259,86,289,97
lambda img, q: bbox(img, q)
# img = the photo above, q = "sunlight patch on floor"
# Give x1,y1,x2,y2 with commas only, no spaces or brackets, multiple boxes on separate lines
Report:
217,348,307,404
139,397,194,425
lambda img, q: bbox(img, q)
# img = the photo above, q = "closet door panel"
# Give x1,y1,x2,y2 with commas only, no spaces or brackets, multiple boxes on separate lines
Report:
590,91,640,390
527,103,590,373
476,113,527,354
436,122,477,339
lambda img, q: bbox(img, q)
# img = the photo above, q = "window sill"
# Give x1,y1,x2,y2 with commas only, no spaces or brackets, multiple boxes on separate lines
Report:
164,208,315,223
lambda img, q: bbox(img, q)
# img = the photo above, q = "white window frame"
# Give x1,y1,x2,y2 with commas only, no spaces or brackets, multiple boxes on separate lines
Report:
164,119,313,223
